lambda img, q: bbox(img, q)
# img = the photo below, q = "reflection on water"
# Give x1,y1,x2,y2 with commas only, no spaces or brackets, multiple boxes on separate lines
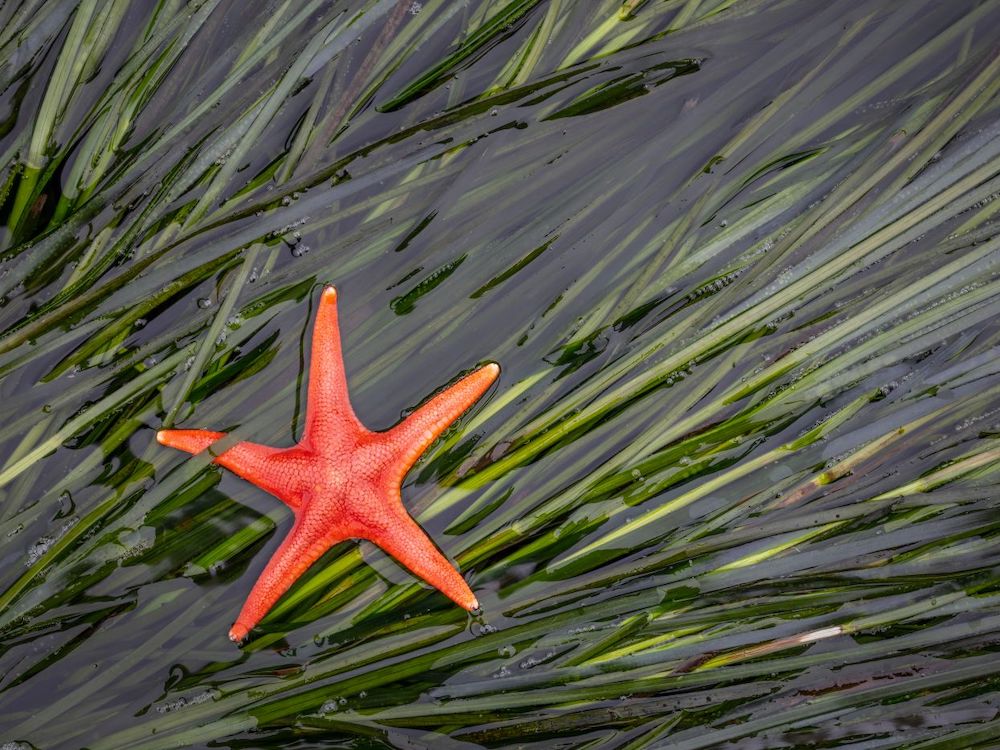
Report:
1,1,999,747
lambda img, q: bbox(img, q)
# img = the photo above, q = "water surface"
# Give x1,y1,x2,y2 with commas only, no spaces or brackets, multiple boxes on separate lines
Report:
1,1,999,747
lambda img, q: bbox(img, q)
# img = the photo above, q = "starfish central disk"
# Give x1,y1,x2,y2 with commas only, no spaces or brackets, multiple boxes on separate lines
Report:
157,286,499,643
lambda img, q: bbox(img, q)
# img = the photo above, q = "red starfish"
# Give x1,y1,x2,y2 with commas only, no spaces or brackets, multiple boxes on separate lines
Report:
157,286,498,642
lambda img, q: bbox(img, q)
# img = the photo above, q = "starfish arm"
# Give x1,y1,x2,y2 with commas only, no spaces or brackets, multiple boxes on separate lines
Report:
156,429,304,509
303,286,362,450
229,517,345,642
365,495,478,611
382,363,499,483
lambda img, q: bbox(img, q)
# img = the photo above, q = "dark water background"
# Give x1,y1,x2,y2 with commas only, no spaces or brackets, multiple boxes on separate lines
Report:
1,1,999,747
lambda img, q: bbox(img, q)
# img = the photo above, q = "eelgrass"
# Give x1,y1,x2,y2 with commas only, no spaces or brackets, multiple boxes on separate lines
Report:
1,1,999,747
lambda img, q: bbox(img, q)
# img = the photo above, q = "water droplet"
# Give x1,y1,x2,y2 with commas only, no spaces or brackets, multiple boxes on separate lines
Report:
27,536,54,565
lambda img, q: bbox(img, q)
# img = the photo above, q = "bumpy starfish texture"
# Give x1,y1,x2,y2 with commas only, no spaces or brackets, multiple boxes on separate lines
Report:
157,286,499,643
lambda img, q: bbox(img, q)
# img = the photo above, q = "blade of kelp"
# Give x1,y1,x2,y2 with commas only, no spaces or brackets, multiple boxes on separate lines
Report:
482,0,562,95
85,595,677,748
0,282,300,576
57,9,175,214
5,0,100,234
293,0,422,172
514,501,998,630
283,624,1000,726
661,659,998,750
0,0,64,53
459,223,990,538
507,399,937,571
504,561,999,673
149,0,395,219
449,648,997,745
450,350,755,558
161,244,262,427
320,470,992,652
382,142,736,496
652,6,993,291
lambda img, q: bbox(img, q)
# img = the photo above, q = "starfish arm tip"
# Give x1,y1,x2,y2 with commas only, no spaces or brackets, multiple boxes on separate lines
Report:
229,622,250,644
155,430,168,445
483,362,500,380
322,285,337,301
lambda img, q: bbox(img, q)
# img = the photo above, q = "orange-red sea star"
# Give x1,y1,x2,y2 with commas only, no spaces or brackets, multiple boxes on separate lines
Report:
157,286,499,643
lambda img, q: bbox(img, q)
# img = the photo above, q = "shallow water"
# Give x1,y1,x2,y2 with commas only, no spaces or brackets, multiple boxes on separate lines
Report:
1,1,999,748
